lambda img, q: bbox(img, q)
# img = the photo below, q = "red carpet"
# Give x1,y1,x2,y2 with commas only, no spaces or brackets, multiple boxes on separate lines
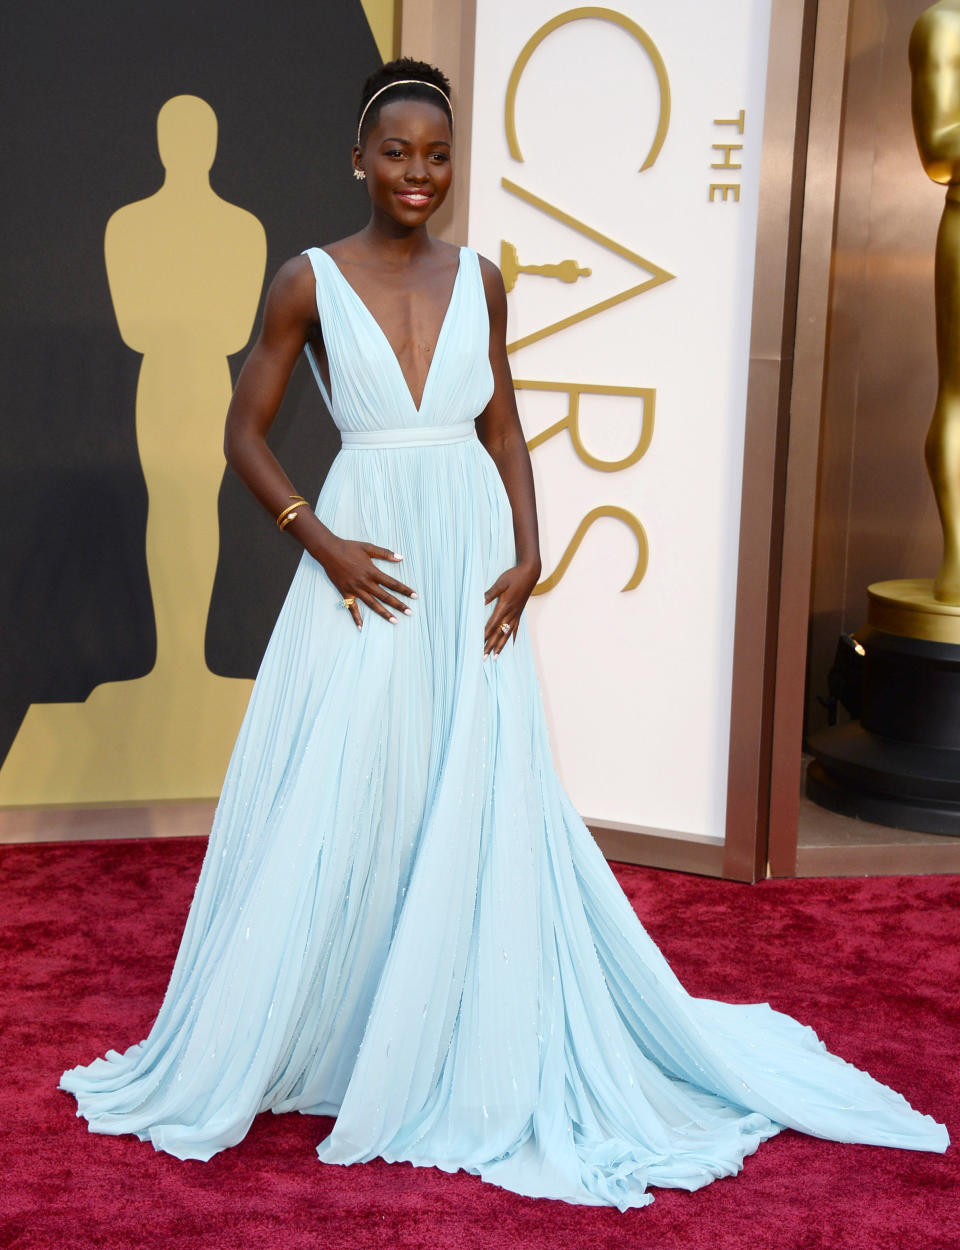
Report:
1,836,957,1250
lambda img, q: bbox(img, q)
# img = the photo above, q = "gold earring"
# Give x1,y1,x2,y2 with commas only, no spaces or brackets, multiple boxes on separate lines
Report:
353,168,366,181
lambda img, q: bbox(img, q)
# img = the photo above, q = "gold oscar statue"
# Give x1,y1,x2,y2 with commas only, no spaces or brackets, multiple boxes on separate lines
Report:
0,95,266,805
860,4,960,642
867,4,960,628
806,9,960,835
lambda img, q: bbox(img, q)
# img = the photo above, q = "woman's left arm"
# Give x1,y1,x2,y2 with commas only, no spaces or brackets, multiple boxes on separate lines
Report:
475,255,542,657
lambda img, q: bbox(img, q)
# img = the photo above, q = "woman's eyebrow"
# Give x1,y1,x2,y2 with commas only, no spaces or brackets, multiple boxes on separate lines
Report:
380,136,451,147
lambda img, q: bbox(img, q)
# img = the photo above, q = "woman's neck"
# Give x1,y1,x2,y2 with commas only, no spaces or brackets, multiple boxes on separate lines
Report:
360,215,435,263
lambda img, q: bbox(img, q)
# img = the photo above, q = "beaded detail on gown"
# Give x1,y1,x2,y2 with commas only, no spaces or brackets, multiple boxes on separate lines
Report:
59,244,949,1210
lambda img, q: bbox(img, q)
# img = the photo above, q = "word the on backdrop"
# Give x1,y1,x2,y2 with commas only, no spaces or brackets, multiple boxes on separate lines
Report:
709,109,747,202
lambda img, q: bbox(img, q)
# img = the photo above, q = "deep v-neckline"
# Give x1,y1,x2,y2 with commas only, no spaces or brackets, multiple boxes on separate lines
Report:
318,246,465,416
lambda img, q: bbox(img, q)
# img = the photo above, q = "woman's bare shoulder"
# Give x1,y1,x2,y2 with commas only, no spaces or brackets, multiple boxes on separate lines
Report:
263,253,318,323
472,250,507,312
471,249,502,275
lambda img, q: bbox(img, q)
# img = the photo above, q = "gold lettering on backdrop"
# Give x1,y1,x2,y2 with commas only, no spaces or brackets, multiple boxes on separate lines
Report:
502,10,671,598
504,6,671,173
710,144,742,170
709,110,746,202
500,241,591,293
515,380,654,472
500,179,674,354
709,184,741,203
714,110,745,133
533,506,649,596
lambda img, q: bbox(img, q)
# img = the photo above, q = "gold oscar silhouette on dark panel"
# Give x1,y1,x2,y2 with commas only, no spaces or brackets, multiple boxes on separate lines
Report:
0,96,266,804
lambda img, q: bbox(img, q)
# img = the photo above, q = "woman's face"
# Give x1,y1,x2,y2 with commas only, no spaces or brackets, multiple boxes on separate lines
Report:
355,98,453,226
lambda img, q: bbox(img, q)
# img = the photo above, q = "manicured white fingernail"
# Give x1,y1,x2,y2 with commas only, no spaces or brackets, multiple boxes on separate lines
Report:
410,591,418,599
403,607,412,615
483,651,488,661
389,615,398,624
393,552,403,559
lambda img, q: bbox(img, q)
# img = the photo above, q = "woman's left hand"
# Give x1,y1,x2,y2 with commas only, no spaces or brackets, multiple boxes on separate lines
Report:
483,559,541,658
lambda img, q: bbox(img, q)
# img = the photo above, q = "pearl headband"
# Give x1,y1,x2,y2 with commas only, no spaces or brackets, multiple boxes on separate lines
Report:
356,79,453,145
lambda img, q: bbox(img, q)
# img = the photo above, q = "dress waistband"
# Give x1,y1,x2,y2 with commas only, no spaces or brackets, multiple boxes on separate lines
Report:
339,421,477,449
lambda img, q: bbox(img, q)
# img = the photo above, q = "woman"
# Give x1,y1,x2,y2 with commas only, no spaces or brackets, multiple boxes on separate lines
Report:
60,58,948,1210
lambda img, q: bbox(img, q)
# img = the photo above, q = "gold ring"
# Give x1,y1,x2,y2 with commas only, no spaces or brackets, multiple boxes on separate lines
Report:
342,596,356,608
500,621,511,634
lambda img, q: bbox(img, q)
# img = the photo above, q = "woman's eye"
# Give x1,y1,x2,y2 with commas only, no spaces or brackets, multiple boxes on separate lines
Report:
385,149,405,158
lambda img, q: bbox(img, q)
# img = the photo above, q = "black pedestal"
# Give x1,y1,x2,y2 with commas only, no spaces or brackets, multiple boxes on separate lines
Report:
807,626,960,837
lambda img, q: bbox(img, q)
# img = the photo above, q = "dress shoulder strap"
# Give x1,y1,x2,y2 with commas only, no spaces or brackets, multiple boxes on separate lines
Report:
302,244,328,275
461,245,492,327
300,249,333,413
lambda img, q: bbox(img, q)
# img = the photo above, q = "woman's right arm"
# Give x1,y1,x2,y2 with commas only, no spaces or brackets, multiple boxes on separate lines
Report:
223,256,416,629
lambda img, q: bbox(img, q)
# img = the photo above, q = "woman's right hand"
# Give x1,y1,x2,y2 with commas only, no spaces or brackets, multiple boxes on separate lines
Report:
316,536,417,630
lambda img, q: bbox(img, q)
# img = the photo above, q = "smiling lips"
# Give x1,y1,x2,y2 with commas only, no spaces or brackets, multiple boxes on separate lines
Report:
396,189,433,207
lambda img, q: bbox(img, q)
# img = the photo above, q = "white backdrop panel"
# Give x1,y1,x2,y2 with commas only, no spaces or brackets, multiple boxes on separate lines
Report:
468,1,773,839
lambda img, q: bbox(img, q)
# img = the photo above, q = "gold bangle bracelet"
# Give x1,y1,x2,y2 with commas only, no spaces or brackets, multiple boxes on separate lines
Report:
279,506,312,531
276,501,304,527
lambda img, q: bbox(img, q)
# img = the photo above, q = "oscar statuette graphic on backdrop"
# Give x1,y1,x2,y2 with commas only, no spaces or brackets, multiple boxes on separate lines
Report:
807,1,960,836
0,96,265,805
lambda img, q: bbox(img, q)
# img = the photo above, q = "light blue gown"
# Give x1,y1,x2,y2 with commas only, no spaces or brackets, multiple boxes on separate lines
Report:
59,245,949,1210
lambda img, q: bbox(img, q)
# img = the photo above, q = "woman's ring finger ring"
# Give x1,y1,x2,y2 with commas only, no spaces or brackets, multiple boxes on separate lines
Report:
342,596,356,608
500,621,511,634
